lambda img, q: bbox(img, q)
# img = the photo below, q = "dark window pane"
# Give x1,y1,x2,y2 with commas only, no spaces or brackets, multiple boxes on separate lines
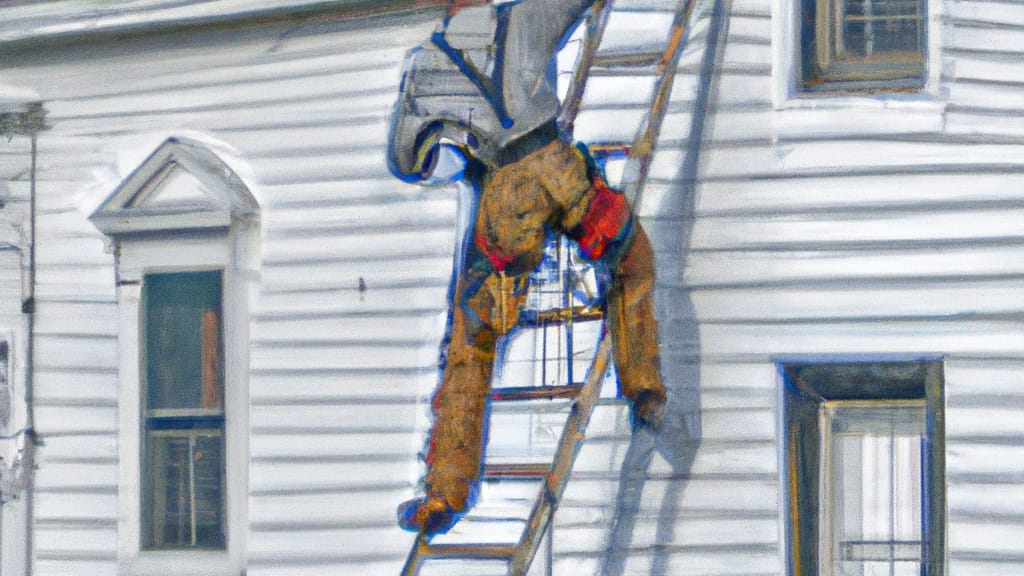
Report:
841,18,919,57
145,271,223,411
145,432,225,549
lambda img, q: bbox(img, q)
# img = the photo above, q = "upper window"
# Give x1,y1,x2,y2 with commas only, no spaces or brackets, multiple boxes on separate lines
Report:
801,0,927,92
89,137,257,575
782,361,945,576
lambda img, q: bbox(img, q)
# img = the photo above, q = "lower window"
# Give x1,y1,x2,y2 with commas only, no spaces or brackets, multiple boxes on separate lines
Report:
782,361,945,576
142,271,226,550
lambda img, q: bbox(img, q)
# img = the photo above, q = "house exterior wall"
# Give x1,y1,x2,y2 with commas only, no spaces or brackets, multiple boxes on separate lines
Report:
680,0,1024,574
0,0,1020,575
1,7,454,575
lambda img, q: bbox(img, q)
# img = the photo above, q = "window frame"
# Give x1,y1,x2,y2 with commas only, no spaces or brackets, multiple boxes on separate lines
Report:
89,137,257,576
115,234,250,576
780,360,946,576
802,0,927,92
140,269,227,552
772,0,944,107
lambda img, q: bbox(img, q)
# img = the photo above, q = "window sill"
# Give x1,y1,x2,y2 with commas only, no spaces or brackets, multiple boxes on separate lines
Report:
122,549,240,576
773,91,947,138
779,90,945,112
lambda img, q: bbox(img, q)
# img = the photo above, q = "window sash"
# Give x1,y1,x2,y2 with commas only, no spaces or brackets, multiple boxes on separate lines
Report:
805,0,926,90
142,270,227,552
821,401,926,574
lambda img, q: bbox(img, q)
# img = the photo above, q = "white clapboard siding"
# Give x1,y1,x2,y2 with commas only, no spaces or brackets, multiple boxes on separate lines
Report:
0,0,1022,573
673,0,1024,573
0,6,452,576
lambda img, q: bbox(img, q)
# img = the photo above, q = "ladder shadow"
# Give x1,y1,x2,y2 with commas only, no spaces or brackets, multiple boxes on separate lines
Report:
599,0,729,573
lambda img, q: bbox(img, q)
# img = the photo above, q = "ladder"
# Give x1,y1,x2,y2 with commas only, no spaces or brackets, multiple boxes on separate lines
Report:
402,0,698,573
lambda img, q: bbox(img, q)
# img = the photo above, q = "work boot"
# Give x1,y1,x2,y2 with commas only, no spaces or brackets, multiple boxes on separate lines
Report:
631,388,667,430
397,496,458,536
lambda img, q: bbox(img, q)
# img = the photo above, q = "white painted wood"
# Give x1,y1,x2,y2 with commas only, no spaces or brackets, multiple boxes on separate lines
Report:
1,0,1023,573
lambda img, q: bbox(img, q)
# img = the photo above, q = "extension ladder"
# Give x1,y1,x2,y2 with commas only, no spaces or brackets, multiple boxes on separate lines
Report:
402,0,698,573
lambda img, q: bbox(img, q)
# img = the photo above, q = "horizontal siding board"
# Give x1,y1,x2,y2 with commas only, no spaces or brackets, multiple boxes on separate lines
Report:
251,432,416,460
687,208,1024,251
251,403,420,431
248,525,413,561
46,64,402,120
266,198,456,234
693,172,1024,216
699,320,1024,359
252,314,443,345
32,559,116,576
947,0,1024,27
249,373,424,403
33,334,117,370
561,478,777,514
689,141,1024,180
552,517,777,553
259,256,453,292
949,50,1024,86
35,526,117,555
34,462,117,491
31,433,117,461
949,520,1024,558
249,488,412,525
948,443,1024,479
249,460,415,495
947,407,1024,440
947,23,1024,55
34,492,117,523
33,405,117,435
947,79,1024,113
685,246,1024,289
690,281,1024,321
254,286,449,321
262,225,458,264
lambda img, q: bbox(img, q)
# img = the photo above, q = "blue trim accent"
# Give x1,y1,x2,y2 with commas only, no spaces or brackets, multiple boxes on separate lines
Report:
490,3,514,129
146,414,225,431
430,10,515,129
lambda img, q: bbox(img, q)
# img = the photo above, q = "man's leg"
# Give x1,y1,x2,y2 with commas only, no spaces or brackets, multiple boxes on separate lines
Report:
399,256,532,535
605,223,666,427
558,163,667,427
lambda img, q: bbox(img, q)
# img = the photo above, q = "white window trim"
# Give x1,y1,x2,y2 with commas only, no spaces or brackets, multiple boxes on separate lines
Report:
89,138,257,576
116,233,252,576
772,0,946,110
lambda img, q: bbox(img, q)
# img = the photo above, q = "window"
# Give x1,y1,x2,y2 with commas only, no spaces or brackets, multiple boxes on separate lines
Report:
801,0,926,91
89,137,257,575
782,361,945,576
142,271,225,550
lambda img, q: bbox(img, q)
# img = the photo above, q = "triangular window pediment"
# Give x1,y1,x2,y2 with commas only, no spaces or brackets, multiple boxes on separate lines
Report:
90,137,257,236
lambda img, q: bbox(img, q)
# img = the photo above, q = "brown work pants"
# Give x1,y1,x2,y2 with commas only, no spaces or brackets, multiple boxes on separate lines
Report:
424,139,664,512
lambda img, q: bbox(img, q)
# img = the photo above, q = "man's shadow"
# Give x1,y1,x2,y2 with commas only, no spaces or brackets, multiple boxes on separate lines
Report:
599,0,728,573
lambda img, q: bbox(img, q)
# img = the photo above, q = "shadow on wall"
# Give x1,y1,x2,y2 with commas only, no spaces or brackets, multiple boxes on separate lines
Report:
601,0,728,573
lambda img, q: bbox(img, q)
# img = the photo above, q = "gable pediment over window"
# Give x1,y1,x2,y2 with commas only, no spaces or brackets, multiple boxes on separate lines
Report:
88,136,256,575
90,137,257,235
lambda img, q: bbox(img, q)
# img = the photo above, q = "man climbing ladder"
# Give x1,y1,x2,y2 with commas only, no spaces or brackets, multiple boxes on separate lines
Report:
387,0,667,537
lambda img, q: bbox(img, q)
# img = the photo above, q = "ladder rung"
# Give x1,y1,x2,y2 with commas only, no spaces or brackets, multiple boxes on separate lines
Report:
489,384,583,402
483,462,551,478
591,50,664,69
420,543,517,560
519,306,603,326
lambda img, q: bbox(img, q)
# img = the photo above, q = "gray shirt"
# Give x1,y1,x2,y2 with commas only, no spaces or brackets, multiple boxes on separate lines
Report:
388,0,595,181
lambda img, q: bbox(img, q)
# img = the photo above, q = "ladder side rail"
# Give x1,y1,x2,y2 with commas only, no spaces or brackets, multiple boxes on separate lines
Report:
507,331,614,575
401,533,429,576
558,0,614,136
621,0,702,206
